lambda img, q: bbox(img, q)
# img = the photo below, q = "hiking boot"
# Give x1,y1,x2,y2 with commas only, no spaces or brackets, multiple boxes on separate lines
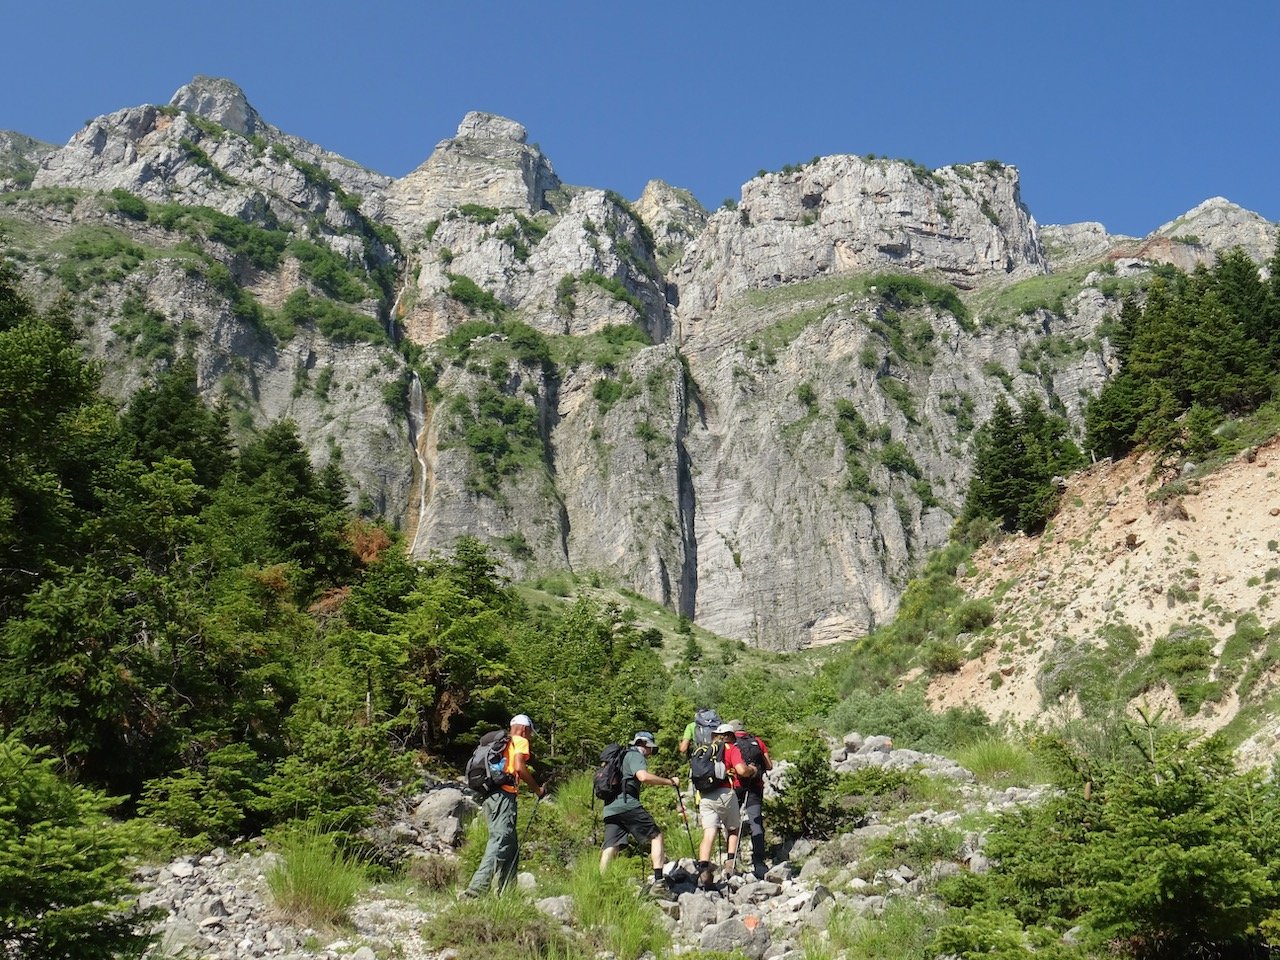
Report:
643,879,676,901
697,864,716,889
457,888,480,901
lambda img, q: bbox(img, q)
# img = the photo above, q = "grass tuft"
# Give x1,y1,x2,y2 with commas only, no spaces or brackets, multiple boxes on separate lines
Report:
570,857,671,960
266,827,365,929
422,890,583,960
953,736,1045,786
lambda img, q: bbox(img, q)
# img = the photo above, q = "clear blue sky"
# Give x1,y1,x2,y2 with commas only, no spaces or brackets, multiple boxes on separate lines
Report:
4,1,1276,238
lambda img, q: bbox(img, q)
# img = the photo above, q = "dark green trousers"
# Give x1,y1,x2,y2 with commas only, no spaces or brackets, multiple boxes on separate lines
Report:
466,790,518,894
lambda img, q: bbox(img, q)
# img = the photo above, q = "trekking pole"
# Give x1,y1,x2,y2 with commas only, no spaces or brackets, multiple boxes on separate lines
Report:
672,783,695,859
520,792,543,845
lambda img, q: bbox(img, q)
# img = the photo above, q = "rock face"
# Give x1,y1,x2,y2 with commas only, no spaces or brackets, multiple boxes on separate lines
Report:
4,76,1276,649
672,156,1045,330
0,129,55,191
1152,196,1277,265
382,111,560,234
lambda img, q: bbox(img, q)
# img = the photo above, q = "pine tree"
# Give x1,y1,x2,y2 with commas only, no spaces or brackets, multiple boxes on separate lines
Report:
0,735,157,959
121,357,232,489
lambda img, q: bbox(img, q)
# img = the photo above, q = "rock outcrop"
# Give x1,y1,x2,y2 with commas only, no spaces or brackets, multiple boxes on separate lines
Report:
0,129,55,191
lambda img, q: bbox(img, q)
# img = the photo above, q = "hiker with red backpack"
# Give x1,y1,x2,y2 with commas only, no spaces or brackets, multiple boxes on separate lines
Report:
724,719,773,878
598,731,679,899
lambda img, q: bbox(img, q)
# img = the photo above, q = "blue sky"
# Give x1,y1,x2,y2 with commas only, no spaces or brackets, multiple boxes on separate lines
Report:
4,1,1276,238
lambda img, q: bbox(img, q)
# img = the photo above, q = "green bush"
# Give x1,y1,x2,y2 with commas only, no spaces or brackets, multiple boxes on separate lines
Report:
108,188,148,221
951,599,996,632
139,742,268,845
447,274,506,317
825,689,989,755
938,730,1280,958
0,735,157,959
280,289,387,344
288,239,371,302
767,733,840,838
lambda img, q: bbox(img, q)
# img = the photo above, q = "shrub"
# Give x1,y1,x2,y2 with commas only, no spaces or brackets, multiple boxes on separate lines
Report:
458,203,501,225
923,640,964,674
767,733,840,838
824,689,989,755
580,271,644,313
447,274,505,317
138,742,268,845
288,239,371,302
951,599,996,632
938,731,1280,958
109,187,148,221
0,735,158,959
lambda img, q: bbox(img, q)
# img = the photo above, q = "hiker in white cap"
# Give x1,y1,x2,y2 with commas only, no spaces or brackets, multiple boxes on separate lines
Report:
689,722,741,887
463,714,545,897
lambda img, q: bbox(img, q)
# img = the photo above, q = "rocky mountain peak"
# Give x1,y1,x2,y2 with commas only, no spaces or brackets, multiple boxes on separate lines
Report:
634,178,708,268
384,112,561,232
454,111,528,143
1154,196,1277,264
167,75,262,137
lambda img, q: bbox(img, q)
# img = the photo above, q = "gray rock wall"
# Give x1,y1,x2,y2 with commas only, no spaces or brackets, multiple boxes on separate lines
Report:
7,76,1275,649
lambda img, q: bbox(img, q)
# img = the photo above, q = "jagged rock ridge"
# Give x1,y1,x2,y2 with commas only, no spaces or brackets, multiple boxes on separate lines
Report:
4,76,1276,649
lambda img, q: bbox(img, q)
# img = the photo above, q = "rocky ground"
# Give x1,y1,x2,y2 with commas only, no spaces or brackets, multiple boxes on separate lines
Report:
141,734,1044,960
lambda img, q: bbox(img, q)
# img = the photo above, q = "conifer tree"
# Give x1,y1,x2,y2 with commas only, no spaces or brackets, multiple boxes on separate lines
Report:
0,735,157,959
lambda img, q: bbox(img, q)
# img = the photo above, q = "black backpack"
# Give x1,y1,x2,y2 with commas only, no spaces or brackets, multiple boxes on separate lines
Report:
593,743,631,802
465,730,513,793
689,739,728,793
733,733,767,785
693,707,721,746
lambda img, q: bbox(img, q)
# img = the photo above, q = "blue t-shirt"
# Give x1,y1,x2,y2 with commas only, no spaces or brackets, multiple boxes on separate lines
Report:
602,747,645,816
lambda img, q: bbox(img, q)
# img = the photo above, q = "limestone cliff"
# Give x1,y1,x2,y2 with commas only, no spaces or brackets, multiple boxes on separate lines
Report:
3,76,1275,650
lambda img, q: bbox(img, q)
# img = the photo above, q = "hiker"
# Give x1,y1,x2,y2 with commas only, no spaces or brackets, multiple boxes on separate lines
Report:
725,719,773,878
600,731,679,898
462,714,546,898
691,722,741,887
678,706,722,757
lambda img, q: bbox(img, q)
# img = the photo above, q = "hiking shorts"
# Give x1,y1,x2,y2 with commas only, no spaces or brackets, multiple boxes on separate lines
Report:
602,805,661,849
698,786,741,831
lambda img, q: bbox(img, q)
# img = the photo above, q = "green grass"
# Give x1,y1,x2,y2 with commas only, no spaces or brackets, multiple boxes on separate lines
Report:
265,828,366,930
803,899,942,960
569,858,671,960
971,261,1146,325
952,736,1045,786
422,890,584,960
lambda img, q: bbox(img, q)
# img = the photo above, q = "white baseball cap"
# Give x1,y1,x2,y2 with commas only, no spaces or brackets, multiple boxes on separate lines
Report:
510,714,535,733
